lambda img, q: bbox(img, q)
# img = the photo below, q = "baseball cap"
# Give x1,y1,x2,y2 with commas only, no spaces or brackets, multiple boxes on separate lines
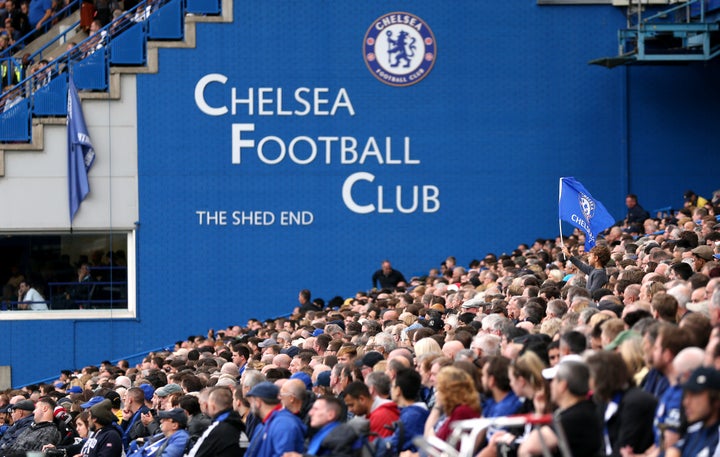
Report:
290,372,312,390
245,381,279,400
542,354,584,379
139,384,155,401
81,396,105,409
461,298,484,309
314,371,331,387
682,367,720,392
604,330,639,351
156,383,183,397
90,399,116,425
355,351,384,369
258,338,278,348
157,408,188,427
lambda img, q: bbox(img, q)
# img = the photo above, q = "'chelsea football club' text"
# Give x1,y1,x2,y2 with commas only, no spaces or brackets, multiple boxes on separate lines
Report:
194,73,439,214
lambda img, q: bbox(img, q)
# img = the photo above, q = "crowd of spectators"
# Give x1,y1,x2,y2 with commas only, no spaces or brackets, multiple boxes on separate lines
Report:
0,0,159,111
0,189,719,457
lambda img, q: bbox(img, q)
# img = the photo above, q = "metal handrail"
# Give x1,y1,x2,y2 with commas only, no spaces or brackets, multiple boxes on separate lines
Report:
0,0,82,59
25,19,82,65
641,0,704,24
1,0,170,108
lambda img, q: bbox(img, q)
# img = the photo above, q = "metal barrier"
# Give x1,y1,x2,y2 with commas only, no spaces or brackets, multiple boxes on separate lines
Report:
414,414,563,457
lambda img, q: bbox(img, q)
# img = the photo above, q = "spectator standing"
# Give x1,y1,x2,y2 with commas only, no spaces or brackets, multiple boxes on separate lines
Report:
625,194,650,233
562,244,611,292
372,260,406,290
27,0,51,32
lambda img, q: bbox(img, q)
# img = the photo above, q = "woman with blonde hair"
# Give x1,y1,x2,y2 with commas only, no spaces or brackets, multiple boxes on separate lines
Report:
414,337,442,356
508,351,550,414
617,333,648,386
477,352,551,457
424,366,481,443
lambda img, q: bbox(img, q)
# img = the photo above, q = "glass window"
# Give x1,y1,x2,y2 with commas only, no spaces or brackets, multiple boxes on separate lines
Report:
0,231,135,320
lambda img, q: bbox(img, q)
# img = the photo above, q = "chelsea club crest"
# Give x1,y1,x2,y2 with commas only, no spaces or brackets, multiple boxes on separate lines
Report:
578,192,596,222
363,12,436,87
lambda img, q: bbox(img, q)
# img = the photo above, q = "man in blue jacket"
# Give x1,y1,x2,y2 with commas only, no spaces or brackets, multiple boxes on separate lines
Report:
127,408,190,457
389,369,429,453
245,382,305,457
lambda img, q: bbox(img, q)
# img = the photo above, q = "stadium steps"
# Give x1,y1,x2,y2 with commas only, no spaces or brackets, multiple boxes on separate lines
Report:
0,0,233,177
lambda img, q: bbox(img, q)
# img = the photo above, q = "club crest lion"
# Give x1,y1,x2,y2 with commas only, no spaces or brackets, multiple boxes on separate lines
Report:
364,12,436,87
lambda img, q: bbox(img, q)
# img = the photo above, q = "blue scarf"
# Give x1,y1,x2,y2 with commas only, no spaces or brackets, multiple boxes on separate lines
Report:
306,421,340,455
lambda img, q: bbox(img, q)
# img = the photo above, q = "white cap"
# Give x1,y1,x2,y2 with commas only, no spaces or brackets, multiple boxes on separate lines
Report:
542,354,584,379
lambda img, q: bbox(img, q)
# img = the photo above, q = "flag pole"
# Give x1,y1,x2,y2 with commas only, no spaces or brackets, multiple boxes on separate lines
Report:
558,177,566,260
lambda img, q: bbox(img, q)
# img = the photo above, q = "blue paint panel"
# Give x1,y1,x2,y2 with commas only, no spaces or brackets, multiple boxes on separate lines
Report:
136,1,631,326
2,1,718,387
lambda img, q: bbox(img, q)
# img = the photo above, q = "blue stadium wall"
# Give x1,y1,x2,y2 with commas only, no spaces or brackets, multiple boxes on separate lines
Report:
3,1,719,387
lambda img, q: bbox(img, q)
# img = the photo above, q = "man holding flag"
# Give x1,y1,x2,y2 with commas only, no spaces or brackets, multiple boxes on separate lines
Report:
558,177,615,292
67,77,95,223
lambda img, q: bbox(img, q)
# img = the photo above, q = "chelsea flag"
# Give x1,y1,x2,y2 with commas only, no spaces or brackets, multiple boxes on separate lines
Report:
67,78,95,223
559,177,615,250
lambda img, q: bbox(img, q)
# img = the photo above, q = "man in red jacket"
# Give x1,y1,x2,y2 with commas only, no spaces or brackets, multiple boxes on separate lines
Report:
343,381,399,440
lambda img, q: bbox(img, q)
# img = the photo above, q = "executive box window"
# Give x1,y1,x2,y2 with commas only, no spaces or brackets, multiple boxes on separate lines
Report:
0,232,136,319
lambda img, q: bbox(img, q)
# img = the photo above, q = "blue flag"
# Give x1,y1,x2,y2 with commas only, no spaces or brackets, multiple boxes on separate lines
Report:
559,177,615,250
67,78,95,223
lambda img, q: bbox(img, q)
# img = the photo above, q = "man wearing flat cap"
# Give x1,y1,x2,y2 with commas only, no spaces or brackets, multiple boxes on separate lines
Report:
691,245,714,273
0,399,35,453
4,396,60,455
